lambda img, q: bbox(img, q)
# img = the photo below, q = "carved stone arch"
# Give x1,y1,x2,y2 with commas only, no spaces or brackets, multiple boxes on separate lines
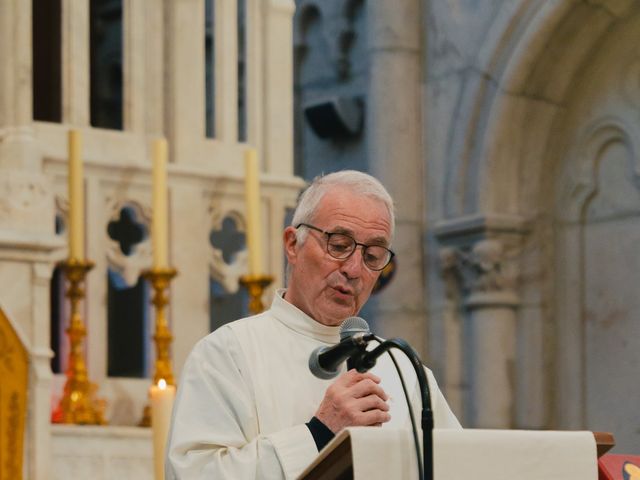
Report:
441,0,639,217
207,202,248,295
104,199,152,286
434,0,640,434
553,113,640,442
559,118,639,221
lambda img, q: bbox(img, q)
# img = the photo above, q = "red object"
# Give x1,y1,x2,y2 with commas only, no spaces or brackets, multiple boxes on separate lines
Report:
598,454,640,480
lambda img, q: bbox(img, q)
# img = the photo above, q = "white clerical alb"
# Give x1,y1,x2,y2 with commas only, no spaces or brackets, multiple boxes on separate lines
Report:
166,290,461,480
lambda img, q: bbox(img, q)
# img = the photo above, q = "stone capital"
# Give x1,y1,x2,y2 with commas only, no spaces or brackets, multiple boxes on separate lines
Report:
436,213,529,307
440,239,519,300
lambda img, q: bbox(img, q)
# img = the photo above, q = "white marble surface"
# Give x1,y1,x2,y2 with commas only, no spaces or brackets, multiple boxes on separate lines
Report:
51,425,153,480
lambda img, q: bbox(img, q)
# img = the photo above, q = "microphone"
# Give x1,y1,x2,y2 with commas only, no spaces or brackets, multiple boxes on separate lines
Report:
308,317,373,379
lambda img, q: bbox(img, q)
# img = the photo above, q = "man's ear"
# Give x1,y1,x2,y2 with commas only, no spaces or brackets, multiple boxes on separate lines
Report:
283,226,298,264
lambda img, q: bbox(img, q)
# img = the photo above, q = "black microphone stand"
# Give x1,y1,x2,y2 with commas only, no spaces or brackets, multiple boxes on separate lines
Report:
353,338,433,480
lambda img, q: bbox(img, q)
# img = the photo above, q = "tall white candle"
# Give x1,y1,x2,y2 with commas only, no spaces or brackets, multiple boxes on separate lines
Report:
152,139,169,269
68,129,84,261
244,149,263,275
151,379,176,480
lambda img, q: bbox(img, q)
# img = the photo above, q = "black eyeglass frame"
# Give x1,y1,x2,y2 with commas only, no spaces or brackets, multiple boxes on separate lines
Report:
296,223,395,271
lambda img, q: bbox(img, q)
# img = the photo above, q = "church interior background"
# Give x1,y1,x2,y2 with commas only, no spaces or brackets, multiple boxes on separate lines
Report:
1,0,638,478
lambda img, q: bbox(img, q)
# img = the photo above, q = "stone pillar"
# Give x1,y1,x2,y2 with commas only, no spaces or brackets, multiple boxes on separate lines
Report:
366,0,425,351
61,0,90,126
28,265,58,480
165,0,206,163
441,240,519,428
263,0,295,175
451,240,519,427
436,215,527,428
0,0,40,172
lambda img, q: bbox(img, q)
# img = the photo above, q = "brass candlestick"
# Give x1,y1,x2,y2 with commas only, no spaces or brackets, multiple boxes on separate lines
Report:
53,258,106,425
139,266,178,427
239,274,274,314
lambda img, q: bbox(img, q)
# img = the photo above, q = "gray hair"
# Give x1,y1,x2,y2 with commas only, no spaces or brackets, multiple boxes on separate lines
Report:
291,170,395,244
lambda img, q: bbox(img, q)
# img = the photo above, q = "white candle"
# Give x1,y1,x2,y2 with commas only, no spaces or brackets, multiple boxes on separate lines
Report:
68,129,84,261
150,379,176,480
152,139,169,269
244,149,263,275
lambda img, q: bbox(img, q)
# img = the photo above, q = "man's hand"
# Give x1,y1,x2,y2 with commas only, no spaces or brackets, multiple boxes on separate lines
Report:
315,370,390,434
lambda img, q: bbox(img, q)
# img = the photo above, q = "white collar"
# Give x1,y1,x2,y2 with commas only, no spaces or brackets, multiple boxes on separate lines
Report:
270,289,340,343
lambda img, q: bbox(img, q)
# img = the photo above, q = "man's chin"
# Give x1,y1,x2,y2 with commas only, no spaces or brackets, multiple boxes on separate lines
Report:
323,304,358,325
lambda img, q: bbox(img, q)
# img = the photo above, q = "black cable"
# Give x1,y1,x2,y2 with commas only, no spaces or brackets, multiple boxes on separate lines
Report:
373,336,423,480
354,338,433,480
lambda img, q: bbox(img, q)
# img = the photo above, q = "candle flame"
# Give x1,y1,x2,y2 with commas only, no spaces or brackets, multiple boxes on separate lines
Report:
158,379,167,389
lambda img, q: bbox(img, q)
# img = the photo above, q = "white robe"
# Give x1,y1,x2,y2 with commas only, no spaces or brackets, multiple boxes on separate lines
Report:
167,290,461,480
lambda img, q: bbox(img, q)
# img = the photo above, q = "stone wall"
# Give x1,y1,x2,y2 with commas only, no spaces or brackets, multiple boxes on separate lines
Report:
424,0,640,451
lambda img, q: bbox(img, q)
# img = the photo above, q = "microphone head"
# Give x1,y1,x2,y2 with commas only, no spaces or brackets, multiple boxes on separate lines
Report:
339,317,370,341
308,317,372,380
308,345,338,380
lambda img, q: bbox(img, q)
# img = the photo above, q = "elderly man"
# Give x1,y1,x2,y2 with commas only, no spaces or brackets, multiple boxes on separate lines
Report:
167,170,460,479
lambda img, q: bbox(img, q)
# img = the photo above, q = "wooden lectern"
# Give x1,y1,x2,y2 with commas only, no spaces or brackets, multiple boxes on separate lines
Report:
299,428,615,480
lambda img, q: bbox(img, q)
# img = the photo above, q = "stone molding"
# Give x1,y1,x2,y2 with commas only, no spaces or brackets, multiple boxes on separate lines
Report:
434,213,529,244
0,231,64,255
558,117,640,221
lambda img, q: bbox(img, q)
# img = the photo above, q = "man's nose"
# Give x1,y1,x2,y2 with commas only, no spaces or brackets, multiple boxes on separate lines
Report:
339,246,365,278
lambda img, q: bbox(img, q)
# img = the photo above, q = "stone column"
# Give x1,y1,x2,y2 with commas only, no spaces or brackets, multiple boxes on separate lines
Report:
366,0,425,351
436,215,527,428
165,0,206,163
451,240,519,428
61,0,90,126
263,0,295,175
440,239,520,427
0,0,40,171
28,264,58,480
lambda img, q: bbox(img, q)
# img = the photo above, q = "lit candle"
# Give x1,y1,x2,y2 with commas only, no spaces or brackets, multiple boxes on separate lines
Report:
150,379,176,480
244,149,263,275
152,138,169,269
68,129,84,261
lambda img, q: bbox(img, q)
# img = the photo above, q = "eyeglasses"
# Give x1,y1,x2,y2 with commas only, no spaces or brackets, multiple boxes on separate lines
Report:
296,223,395,271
